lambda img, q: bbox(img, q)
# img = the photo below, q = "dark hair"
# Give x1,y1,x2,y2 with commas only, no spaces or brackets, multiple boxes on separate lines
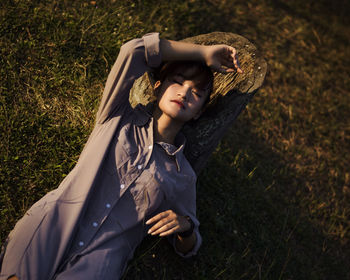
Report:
156,61,214,105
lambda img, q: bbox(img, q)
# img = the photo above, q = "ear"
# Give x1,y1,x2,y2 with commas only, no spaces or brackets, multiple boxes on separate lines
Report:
154,80,161,90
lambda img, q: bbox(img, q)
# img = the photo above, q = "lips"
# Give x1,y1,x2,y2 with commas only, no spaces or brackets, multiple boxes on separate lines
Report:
171,100,185,109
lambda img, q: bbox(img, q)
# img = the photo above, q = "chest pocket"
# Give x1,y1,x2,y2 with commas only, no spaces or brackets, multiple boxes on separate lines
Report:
129,170,165,218
105,124,138,177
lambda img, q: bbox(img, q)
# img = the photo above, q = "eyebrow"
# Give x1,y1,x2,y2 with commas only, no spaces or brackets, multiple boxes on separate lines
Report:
174,73,185,79
174,72,209,93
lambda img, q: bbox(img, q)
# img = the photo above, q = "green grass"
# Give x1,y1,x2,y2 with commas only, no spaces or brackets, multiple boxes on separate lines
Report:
1,0,349,279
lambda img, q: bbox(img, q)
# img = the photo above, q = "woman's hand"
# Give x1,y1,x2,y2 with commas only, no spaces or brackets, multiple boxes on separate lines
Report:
203,44,243,74
146,210,191,237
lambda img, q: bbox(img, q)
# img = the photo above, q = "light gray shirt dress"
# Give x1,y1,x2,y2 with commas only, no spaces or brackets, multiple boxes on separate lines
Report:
0,32,201,280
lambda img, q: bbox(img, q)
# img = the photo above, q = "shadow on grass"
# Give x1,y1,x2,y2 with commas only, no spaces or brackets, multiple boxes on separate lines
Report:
123,117,349,280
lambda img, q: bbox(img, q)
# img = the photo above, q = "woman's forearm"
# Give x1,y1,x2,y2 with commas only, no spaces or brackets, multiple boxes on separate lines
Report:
159,38,242,74
160,38,206,62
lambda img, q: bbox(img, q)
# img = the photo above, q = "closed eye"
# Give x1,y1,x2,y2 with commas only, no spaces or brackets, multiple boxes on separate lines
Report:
192,89,202,97
173,74,185,85
173,78,183,85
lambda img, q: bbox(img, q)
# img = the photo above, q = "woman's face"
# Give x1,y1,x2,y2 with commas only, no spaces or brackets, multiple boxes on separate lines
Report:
156,73,209,124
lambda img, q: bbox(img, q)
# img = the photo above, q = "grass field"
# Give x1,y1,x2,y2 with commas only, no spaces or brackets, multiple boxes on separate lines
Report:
1,0,349,279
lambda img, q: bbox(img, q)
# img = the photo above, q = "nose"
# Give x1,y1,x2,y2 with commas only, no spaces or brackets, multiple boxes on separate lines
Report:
177,86,191,100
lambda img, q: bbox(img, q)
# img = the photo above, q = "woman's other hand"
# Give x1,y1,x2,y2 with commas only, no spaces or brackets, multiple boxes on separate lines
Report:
146,210,191,237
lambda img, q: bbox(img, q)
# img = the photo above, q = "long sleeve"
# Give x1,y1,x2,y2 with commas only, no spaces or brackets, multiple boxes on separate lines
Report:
96,32,162,124
169,182,202,258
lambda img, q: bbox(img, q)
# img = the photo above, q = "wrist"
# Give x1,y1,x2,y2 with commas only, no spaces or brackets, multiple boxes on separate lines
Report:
195,44,208,62
178,216,195,238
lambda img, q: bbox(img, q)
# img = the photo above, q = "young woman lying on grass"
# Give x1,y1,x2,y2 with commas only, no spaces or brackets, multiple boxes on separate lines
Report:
0,32,242,280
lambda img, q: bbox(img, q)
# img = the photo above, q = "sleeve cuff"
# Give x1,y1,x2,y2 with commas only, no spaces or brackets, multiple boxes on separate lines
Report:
170,227,202,258
143,32,162,68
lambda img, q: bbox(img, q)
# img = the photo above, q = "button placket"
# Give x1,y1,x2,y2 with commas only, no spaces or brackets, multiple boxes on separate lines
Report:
103,202,114,223
85,202,114,248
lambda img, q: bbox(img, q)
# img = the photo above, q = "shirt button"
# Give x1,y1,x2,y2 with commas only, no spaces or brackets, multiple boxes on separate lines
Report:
137,165,142,170
78,241,84,247
106,203,111,208
92,222,98,227
120,184,125,189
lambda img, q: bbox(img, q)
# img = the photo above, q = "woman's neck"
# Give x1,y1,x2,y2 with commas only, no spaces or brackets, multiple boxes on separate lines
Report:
153,107,183,145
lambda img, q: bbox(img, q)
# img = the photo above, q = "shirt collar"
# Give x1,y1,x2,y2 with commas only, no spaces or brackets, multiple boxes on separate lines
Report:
156,133,186,155
132,104,152,127
156,133,186,172
132,103,188,172
133,103,187,156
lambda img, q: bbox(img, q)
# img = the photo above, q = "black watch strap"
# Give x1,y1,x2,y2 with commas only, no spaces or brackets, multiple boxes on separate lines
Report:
178,216,195,238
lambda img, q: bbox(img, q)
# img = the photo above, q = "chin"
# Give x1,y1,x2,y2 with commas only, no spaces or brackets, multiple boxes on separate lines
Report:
158,103,195,123
164,110,190,123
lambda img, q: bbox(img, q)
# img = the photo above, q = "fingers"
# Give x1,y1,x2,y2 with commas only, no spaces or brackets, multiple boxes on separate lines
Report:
219,46,243,74
211,64,228,74
216,66,231,74
215,65,235,74
146,210,185,237
206,44,243,74
226,46,243,73
150,219,179,237
145,210,170,225
159,227,180,237
231,50,243,74
146,210,175,235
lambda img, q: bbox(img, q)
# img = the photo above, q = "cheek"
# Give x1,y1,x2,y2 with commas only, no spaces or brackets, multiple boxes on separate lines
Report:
156,86,168,104
191,96,206,110
158,84,176,100
157,88,173,110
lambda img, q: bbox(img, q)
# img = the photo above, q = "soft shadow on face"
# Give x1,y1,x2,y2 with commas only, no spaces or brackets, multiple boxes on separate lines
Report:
154,77,208,124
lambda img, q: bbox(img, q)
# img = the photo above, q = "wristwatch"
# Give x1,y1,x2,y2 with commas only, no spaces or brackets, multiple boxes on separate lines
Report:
178,216,195,238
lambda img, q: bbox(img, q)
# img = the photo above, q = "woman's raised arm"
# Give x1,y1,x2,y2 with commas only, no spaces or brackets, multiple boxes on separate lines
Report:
96,33,162,124
160,38,242,74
